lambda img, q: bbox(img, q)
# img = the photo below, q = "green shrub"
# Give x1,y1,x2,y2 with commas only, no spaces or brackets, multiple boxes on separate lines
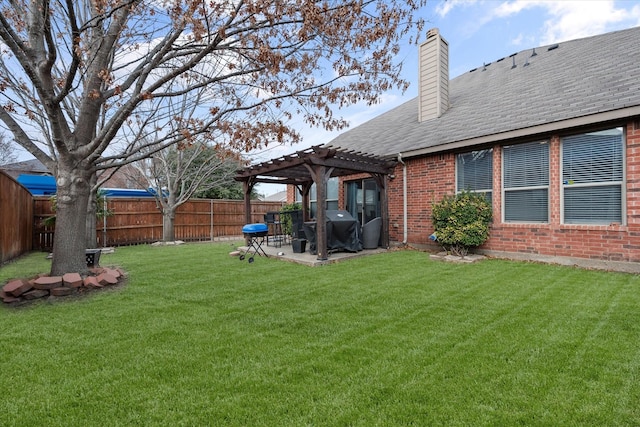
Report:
431,191,492,256
280,202,302,235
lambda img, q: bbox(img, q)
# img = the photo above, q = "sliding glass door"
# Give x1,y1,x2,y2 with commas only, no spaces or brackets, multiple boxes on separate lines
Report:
345,178,380,225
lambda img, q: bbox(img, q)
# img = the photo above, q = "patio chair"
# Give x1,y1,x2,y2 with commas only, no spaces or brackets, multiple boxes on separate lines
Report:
361,217,382,249
264,212,283,247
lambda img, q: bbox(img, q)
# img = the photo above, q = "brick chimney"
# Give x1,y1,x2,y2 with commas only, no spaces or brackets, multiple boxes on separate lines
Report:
418,28,449,122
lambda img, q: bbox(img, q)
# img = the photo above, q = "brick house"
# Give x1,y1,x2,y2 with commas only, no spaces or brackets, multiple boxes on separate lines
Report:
286,26,640,265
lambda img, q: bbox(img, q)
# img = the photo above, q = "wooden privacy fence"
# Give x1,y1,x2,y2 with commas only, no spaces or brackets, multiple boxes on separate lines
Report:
33,196,283,250
0,170,33,264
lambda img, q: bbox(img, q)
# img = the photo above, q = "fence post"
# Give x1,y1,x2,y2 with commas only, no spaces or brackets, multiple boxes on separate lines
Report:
103,194,108,247
31,198,283,248
210,199,214,241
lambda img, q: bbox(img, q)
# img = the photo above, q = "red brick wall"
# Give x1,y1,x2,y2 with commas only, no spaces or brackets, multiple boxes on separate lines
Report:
387,122,640,263
386,154,455,246
286,185,296,203
285,122,640,263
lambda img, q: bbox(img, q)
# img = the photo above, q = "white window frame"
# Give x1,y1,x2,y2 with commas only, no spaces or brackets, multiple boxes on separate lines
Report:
296,177,339,218
560,128,626,225
455,148,493,201
502,141,550,223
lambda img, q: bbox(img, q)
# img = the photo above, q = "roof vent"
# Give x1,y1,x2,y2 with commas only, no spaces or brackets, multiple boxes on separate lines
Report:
511,56,517,69
547,44,559,51
531,47,537,57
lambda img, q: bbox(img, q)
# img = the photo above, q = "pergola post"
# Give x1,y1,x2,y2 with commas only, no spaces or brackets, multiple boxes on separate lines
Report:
300,181,312,222
234,145,397,259
305,164,334,261
315,167,328,260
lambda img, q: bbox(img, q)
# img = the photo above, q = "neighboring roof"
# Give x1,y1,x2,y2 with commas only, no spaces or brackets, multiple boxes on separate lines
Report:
328,26,640,158
262,190,287,202
1,159,50,179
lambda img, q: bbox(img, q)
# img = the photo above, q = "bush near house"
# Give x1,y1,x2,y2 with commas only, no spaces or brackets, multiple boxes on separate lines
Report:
432,191,492,256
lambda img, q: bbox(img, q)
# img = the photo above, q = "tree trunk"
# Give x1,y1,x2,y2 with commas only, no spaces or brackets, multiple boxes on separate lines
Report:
85,173,98,249
51,167,92,276
163,209,176,242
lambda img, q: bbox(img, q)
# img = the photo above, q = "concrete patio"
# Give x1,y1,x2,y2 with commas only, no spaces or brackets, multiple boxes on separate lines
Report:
235,238,388,266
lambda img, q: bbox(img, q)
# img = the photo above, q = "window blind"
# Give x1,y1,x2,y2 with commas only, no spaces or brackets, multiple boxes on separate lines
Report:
503,141,549,222
564,185,622,224
562,128,623,224
457,149,493,192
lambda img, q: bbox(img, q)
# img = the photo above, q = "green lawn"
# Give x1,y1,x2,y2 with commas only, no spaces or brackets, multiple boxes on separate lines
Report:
1,243,640,426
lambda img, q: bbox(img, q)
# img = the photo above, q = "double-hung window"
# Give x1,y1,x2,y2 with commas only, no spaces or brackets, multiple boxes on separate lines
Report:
562,128,624,224
503,141,549,222
456,149,493,201
298,177,339,219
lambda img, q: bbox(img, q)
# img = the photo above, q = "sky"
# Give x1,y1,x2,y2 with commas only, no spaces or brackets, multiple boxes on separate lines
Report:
255,0,640,196
8,1,640,196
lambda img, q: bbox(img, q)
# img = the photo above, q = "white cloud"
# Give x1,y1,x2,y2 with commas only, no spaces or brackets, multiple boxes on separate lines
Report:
256,0,640,178
510,32,524,46
536,1,630,45
485,1,638,45
435,0,479,17
633,3,640,25
493,0,535,17
437,0,639,46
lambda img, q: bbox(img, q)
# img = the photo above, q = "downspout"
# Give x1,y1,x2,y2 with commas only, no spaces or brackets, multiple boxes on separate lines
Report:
397,153,408,245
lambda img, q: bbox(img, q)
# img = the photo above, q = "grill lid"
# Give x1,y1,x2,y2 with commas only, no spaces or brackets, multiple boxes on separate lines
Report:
242,223,268,234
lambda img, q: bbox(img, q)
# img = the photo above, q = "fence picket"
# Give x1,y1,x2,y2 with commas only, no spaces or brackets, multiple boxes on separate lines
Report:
31,197,283,250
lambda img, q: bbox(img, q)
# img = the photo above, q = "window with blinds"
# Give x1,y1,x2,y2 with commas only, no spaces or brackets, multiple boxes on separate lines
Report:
299,177,339,219
562,128,624,224
503,141,549,222
456,149,493,202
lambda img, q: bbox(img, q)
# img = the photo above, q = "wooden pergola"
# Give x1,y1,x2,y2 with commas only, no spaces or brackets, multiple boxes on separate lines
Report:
235,145,397,260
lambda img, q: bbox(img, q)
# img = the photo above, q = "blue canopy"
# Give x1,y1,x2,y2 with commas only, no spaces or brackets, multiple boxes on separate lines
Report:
100,188,155,198
16,175,156,198
17,174,56,195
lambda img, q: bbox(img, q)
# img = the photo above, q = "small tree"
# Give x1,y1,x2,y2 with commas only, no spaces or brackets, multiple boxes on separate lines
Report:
0,133,17,166
0,0,426,275
136,143,244,242
431,191,492,257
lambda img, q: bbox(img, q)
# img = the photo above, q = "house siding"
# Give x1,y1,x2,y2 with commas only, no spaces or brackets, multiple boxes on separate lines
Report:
279,28,640,267
382,121,640,263
285,121,640,263
387,155,455,244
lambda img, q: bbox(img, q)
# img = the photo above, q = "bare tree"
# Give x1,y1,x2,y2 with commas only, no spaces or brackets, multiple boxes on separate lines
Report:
0,0,425,275
0,133,18,166
136,143,244,242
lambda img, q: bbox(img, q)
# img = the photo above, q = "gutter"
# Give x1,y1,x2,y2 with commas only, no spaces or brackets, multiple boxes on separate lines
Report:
400,106,640,160
397,153,408,245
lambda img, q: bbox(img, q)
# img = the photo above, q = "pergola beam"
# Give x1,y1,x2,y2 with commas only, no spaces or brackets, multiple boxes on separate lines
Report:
235,145,397,260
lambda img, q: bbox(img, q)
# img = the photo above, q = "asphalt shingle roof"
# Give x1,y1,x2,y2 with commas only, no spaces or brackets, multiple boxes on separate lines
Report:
327,26,640,158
